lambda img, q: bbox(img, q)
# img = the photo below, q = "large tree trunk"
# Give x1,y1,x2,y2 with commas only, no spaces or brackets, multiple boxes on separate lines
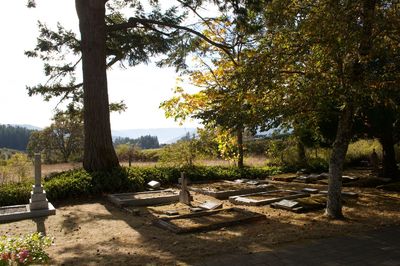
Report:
237,127,244,169
75,0,119,172
326,105,354,219
297,139,307,168
379,124,399,180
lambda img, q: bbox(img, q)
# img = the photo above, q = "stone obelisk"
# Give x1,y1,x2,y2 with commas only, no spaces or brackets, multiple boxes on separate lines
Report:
29,154,49,210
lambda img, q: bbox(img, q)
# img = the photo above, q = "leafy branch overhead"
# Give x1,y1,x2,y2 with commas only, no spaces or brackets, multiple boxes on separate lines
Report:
26,0,244,107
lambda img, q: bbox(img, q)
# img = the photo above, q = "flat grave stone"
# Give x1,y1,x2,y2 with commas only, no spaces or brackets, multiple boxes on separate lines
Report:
189,181,275,199
0,204,56,223
108,189,179,207
154,207,265,234
272,199,300,211
271,195,326,213
229,190,310,206
199,200,222,210
302,188,319,194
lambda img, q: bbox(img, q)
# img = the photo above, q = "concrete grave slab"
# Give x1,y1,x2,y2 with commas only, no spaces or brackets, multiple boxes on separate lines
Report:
189,181,274,199
0,203,56,223
273,199,300,210
271,195,326,213
108,189,179,207
154,207,265,234
199,200,222,210
229,190,310,206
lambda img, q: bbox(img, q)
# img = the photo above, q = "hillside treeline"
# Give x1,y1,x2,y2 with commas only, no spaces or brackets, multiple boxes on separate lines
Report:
114,135,160,149
0,125,33,151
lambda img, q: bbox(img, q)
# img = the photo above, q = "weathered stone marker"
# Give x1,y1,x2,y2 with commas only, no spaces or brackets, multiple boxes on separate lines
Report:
179,172,192,205
29,154,50,210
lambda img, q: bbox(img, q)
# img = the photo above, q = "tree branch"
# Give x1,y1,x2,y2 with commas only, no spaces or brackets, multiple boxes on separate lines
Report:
107,17,235,60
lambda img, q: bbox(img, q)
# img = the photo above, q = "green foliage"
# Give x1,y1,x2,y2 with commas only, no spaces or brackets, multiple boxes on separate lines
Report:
345,139,382,166
0,182,31,207
44,170,92,201
115,145,159,162
0,165,280,206
114,135,160,149
0,233,52,265
159,139,198,167
0,153,32,184
27,112,84,163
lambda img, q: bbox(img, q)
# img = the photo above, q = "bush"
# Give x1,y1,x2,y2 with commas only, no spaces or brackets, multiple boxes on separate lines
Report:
44,169,92,201
0,233,52,265
0,165,281,206
0,182,31,206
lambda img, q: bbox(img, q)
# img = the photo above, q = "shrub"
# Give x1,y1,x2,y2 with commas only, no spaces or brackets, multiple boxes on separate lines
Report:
44,169,92,202
0,233,52,265
0,165,281,206
0,182,31,206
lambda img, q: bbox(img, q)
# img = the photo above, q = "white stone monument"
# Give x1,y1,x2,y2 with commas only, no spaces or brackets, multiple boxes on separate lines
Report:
0,153,55,222
29,154,50,210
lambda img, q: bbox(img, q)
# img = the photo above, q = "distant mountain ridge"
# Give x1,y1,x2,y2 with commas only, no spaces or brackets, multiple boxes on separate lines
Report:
6,124,42,130
5,124,197,144
112,128,197,144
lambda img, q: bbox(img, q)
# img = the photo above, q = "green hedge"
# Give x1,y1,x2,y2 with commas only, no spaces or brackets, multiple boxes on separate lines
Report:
0,165,280,206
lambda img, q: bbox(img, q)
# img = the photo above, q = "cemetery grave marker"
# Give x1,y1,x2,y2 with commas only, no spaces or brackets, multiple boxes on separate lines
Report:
229,190,309,206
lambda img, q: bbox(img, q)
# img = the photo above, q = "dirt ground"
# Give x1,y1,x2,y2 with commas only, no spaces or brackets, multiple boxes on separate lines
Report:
1,169,400,266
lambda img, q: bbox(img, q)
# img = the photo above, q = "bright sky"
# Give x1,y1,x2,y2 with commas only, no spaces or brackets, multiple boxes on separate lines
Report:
0,0,199,130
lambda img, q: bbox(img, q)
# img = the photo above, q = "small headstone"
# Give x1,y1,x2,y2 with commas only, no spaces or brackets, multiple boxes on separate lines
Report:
147,180,161,189
199,200,222,210
302,188,319,194
275,199,299,209
179,172,192,205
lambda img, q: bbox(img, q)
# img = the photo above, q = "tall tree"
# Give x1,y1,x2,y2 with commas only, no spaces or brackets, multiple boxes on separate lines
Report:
26,0,228,172
75,0,118,171
246,0,400,218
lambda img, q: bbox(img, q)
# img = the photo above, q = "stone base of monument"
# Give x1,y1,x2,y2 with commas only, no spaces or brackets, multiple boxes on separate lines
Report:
0,203,56,223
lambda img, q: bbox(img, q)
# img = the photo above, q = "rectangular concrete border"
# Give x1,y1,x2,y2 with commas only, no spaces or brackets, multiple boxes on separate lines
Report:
108,189,179,207
154,207,265,234
229,190,310,206
189,182,274,199
0,203,56,223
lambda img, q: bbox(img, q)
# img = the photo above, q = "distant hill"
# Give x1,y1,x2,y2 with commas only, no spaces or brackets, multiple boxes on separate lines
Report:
112,128,197,144
9,124,42,130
